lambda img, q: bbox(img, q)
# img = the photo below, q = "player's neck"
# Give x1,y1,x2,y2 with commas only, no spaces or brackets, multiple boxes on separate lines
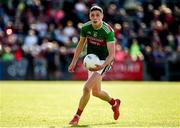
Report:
92,21,103,30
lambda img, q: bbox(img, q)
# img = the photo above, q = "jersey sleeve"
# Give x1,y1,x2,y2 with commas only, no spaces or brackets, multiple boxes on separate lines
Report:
80,26,86,37
106,31,115,43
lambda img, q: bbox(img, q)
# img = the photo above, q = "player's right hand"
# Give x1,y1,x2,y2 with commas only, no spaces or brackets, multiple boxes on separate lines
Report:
68,63,76,73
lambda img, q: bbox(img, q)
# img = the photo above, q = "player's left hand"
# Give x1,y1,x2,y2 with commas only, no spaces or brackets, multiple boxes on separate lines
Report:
89,64,104,71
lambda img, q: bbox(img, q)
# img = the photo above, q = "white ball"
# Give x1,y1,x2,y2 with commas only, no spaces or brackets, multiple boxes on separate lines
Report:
83,54,100,69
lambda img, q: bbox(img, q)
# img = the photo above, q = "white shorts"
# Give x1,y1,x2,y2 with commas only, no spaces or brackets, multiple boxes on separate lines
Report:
88,60,112,78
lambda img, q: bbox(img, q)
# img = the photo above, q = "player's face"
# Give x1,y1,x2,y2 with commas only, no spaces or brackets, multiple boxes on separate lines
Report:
89,10,103,27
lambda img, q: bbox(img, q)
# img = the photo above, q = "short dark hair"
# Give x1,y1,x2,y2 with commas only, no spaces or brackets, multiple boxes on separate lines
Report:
90,5,103,13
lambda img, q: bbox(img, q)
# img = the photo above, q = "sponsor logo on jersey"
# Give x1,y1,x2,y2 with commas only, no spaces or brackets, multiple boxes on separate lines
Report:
87,36,106,46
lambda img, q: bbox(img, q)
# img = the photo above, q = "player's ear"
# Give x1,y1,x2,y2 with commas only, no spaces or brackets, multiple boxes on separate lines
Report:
89,13,91,20
102,14,104,19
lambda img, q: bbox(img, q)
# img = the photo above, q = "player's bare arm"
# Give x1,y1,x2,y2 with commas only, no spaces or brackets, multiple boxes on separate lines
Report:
68,37,86,72
102,42,115,67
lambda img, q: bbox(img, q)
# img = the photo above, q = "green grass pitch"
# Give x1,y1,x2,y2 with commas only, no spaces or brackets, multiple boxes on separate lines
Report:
0,81,180,128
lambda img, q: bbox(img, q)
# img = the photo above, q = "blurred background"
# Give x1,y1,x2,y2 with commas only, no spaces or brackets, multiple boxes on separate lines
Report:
0,0,179,81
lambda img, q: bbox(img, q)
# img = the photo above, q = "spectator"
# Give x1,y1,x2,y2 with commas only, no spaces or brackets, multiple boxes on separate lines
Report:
129,38,144,61
23,29,38,51
115,44,129,62
63,20,76,38
2,46,14,61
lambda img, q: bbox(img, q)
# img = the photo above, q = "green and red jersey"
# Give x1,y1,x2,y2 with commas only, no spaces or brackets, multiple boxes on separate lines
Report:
80,21,115,60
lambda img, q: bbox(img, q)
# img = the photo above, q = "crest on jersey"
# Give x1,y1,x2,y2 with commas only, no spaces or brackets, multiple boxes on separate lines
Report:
87,31,91,35
93,32,97,37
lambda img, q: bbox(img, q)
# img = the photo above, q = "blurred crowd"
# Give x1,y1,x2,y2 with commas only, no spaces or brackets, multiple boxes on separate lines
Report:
0,0,180,80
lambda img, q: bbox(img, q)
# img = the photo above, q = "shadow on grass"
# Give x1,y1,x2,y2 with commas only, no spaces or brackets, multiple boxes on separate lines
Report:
61,124,89,128
91,122,116,126
68,122,116,127
70,124,89,127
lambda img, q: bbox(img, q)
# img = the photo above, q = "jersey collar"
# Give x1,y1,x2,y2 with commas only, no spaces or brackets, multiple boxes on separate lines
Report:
92,21,103,30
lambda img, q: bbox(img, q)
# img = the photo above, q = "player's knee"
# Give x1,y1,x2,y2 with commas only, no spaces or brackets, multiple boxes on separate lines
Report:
92,90,100,97
83,86,91,94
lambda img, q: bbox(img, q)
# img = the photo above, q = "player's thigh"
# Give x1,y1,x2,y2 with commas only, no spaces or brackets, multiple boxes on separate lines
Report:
92,75,102,93
85,72,102,90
